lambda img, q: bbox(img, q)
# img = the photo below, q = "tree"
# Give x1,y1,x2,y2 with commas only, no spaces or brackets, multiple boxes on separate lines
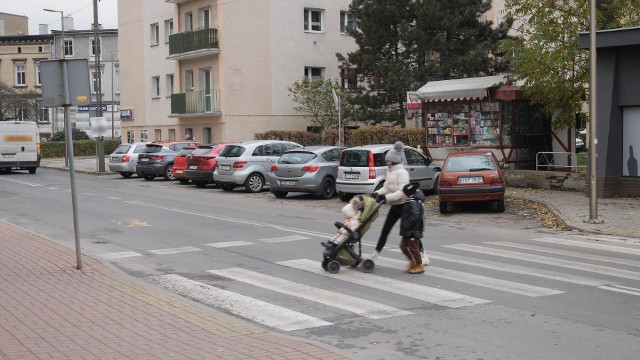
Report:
288,78,353,142
337,0,511,125
0,81,42,122
500,0,640,130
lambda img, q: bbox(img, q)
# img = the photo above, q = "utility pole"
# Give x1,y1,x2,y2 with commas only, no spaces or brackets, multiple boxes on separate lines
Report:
93,0,105,172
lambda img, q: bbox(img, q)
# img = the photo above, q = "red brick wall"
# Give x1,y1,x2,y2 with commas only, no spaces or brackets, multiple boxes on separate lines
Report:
585,177,640,198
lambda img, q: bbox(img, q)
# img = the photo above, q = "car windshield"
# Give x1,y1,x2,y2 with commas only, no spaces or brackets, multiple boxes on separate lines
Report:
141,145,165,154
279,152,316,164
445,155,496,172
192,146,218,156
113,144,131,154
219,145,245,158
341,150,370,167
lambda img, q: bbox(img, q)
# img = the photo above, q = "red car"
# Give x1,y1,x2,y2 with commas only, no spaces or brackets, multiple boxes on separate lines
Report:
172,146,198,183
185,144,227,187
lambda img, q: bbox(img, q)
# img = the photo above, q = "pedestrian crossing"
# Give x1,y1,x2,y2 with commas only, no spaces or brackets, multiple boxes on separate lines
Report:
127,236,640,332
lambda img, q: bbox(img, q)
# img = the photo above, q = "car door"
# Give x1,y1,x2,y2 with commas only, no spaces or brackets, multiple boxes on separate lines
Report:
261,143,284,181
404,148,438,190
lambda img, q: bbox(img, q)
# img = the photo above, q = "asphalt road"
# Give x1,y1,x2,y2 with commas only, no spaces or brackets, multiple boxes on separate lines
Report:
1,169,639,360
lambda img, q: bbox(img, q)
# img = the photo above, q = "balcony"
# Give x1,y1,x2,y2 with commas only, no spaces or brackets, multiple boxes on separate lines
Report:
165,0,195,4
170,90,221,117
167,27,220,60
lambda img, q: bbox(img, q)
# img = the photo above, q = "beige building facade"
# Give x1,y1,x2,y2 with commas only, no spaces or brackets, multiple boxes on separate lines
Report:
118,0,356,144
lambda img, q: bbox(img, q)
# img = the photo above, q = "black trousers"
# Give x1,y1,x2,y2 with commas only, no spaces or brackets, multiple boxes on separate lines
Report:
374,204,403,252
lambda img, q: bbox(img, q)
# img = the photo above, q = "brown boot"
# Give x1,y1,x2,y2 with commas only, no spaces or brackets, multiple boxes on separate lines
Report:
406,259,416,272
408,263,425,274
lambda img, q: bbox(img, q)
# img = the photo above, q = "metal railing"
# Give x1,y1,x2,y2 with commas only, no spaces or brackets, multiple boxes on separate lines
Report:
171,89,221,115
535,151,587,172
169,27,219,56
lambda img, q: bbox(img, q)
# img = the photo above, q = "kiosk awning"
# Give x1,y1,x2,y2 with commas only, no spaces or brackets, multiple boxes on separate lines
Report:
414,75,509,102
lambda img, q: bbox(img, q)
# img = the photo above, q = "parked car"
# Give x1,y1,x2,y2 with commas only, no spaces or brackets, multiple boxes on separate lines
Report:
108,142,149,178
335,144,441,202
575,137,585,152
214,140,302,192
184,144,227,187
267,146,345,199
135,141,198,181
172,146,198,183
437,151,508,214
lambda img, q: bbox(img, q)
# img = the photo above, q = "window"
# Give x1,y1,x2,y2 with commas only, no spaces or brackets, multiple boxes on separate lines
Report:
141,130,148,142
38,106,49,123
152,76,160,98
185,70,194,91
304,9,324,32
204,127,212,144
15,64,26,86
340,11,357,33
304,67,324,81
38,46,43,53
185,128,193,141
185,12,193,31
17,47,22,53
35,63,41,86
91,72,101,93
127,130,134,143
154,129,161,141
340,67,357,90
115,67,120,93
15,108,25,121
164,19,174,43
198,7,211,28
64,39,73,57
91,39,101,56
150,23,160,46
168,129,176,141
166,74,174,96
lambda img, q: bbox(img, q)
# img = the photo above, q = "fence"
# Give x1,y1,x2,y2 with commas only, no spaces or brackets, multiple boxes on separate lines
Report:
535,151,587,173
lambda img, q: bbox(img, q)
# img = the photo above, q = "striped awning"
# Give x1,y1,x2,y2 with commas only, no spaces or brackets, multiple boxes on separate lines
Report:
414,75,509,102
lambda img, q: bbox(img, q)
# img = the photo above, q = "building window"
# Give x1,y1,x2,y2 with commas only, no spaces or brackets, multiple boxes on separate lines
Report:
141,130,148,142
38,46,43,53
340,11,357,33
168,129,176,141
204,127,212,144
166,74,174,96
15,108,25,121
164,19,174,43
185,12,193,31
304,9,324,32
92,72,101,93
15,64,26,86
127,130,134,143
198,7,211,28
150,23,160,46
64,39,73,57
304,67,324,81
154,129,161,141
185,128,193,140
17,47,22,53
152,76,160,98
91,39,101,56
39,107,49,123
35,63,41,86
185,70,194,91
115,68,120,93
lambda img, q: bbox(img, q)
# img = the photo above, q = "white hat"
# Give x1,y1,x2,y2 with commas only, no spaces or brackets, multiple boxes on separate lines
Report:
342,203,357,218
385,141,404,164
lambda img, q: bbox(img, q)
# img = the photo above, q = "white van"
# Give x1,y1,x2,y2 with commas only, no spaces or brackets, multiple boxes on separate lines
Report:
0,121,41,174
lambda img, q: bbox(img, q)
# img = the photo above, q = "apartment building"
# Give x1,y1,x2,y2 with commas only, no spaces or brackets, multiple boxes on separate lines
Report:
118,0,356,144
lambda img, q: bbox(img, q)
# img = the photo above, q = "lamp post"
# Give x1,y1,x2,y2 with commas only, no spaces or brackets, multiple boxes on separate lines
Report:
93,0,105,172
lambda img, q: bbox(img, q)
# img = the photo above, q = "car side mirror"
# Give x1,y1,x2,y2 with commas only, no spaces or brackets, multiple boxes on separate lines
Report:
433,166,441,172
502,163,510,169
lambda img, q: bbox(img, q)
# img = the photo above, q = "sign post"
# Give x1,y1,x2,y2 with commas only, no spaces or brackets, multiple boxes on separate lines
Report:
332,89,342,147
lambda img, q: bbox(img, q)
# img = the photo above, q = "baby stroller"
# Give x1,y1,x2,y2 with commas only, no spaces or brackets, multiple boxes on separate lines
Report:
321,195,383,274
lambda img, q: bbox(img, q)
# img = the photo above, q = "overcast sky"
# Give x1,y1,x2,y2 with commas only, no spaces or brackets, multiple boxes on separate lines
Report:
2,0,118,34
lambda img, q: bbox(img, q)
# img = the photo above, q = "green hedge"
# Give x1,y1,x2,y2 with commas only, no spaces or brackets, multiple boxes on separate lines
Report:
255,127,426,148
41,139,121,158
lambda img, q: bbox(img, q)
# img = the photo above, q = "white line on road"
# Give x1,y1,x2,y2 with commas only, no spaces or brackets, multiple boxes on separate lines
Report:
84,193,98,196
205,241,254,248
151,274,332,331
99,251,143,259
209,268,412,319
148,246,201,255
47,187,59,190
105,196,122,200
0,177,43,187
258,235,310,243
596,284,640,296
278,259,490,308
531,237,640,256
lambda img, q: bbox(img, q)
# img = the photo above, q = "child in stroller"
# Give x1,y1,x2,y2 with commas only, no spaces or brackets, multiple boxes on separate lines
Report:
321,195,383,274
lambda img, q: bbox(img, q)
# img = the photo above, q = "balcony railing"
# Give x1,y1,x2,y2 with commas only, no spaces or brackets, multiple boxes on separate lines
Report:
170,89,221,116
168,27,219,59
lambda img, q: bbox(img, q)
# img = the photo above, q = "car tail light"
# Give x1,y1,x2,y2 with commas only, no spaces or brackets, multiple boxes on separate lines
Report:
490,178,504,186
301,165,320,172
368,151,376,179
36,143,41,159
122,155,130,162
151,155,164,160
233,161,247,169
270,164,278,172
439,179,452,188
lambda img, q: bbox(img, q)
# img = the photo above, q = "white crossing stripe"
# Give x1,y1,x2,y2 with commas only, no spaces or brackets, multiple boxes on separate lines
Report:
597,284,640,296
209,268,412,319
278,259,490,308
100,251,142,259
149,246,201,255
531,237,640,256
47,187,60,190
423,251,608,286
374,257,563,297
258,235,310,243
445,244,640,281
487,241,640,268
151,274,331,331
0,177,43,187
84,193,98,196
205,241,253,248
105,196,122,200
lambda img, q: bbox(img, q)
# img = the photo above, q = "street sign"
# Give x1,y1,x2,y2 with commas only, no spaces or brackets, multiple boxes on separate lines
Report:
90,117,109,138
40,59,92,107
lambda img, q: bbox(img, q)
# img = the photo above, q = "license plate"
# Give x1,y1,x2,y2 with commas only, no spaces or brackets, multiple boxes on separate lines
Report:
189,165,198,170
111,156,119,162
280,180,296,186
458,176,483,184
175,169,183,174
219,164,231,171
344,172,360,180
140,158,149,162
2,154,16,158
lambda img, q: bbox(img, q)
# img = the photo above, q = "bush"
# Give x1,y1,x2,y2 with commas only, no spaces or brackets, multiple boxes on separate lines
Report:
254,127,426,148
41,139,122,158
49,128,90,141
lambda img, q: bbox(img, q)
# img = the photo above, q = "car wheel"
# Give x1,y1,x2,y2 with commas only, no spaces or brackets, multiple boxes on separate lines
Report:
244,173,264,193
143,175,155,181
28,167,36,174
163,164,176,180
120,172,133,178
338,192,353,202
178,179,190,184
219,183,235,191
439,201,448,214
272,191,288,199
432,177,439,195
496,198,505,213
318,177,335,199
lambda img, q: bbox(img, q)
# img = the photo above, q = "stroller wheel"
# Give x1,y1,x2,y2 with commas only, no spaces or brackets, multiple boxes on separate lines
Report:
362,259,375,273
321,258,329,271
327,260,341,274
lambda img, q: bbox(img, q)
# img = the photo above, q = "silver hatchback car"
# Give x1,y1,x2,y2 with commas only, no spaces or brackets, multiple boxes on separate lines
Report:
335,144,441,201
267,146,345,199
214,140,302,192
108,142,149,178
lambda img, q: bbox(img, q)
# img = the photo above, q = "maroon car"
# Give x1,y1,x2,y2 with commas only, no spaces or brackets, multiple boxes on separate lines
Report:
184,144,227,187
